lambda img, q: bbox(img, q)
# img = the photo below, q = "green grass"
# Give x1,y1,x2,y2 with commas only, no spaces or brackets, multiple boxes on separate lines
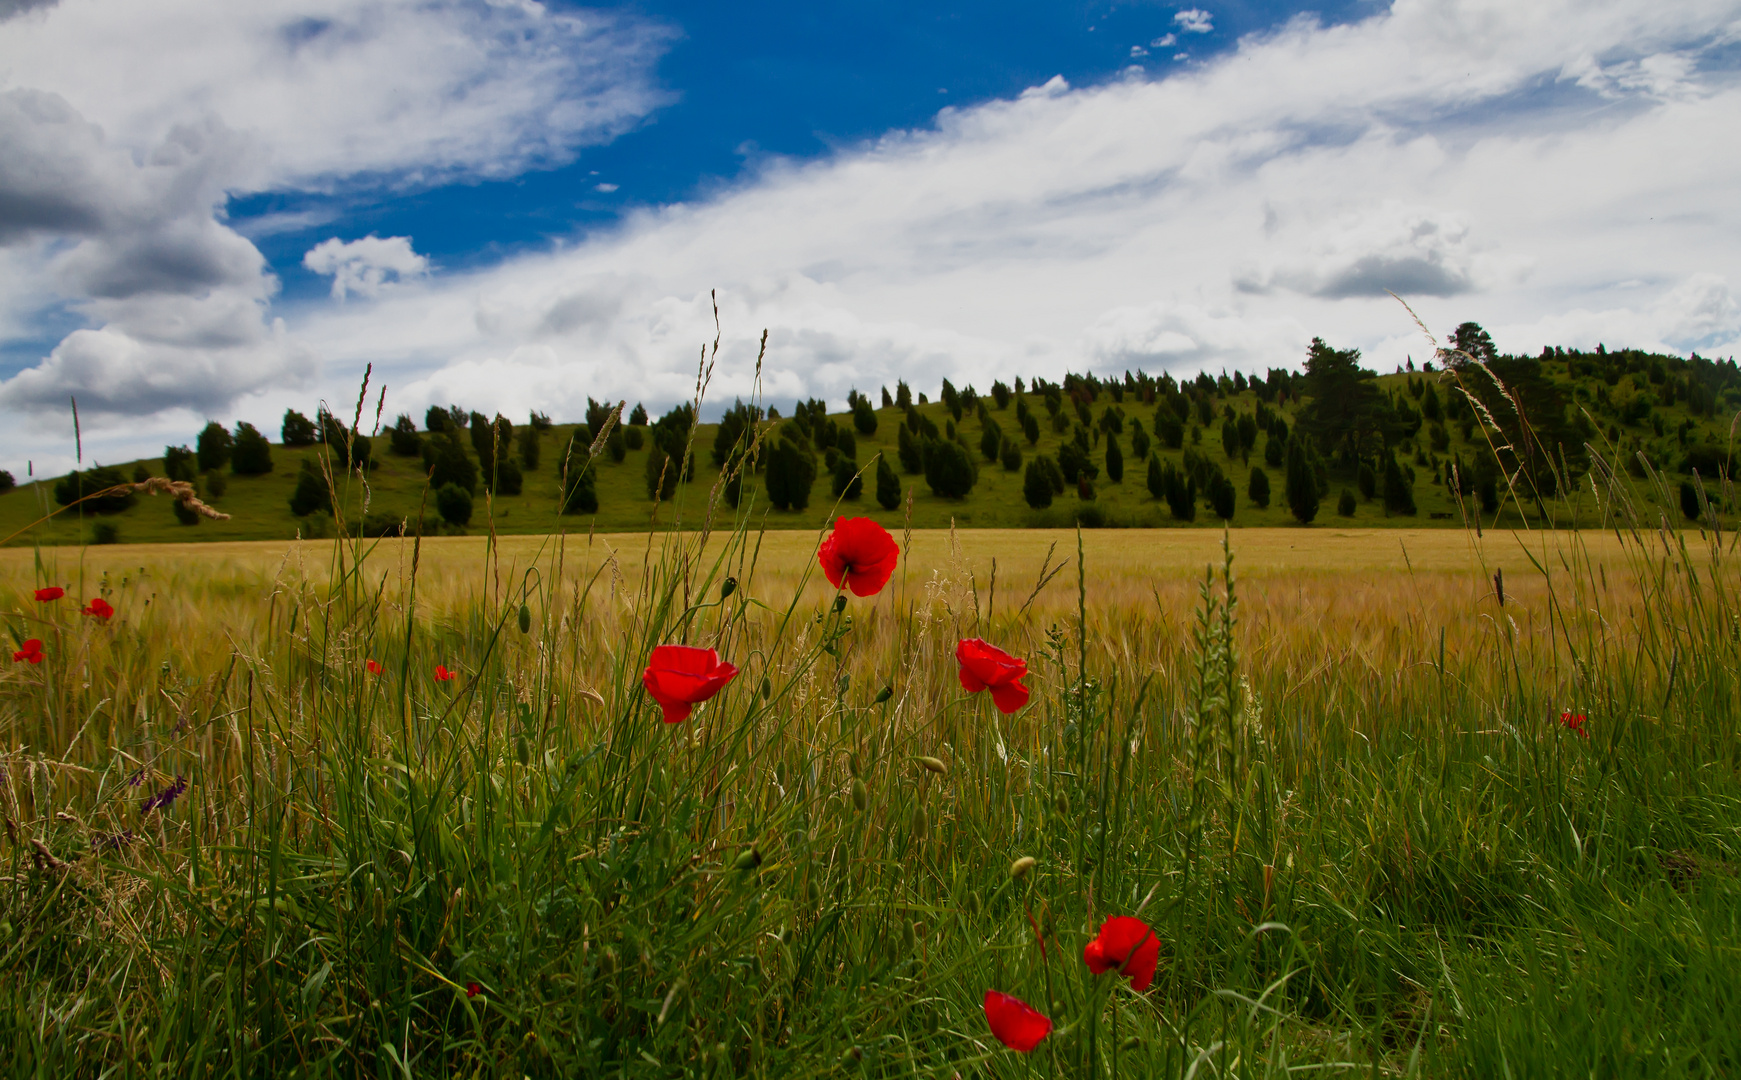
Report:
2,426,1739,1077
7,351,1732,546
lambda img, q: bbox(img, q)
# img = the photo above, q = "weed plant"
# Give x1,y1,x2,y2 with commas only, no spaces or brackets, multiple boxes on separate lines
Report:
1,344,1739,1078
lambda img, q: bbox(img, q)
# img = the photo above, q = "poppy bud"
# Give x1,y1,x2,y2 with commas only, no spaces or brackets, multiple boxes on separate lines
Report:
912,804,928,837
842,1047,862,1063
874,684,893,704
902,921,918,952
600,947,618,976
1122,1036,1142,1051
832,594,847,614
760,677,772,700
1010,856,1036,879
916,756,948,777
721,576,737,599
516,733,529,768
372,888,385,928
805,877,820,905
847,752,861,777
517,604,531,634
851,778,868,812
734,846,762,871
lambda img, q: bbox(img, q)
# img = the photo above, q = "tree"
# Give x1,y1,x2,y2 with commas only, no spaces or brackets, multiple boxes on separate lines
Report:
1248,466,1270,509
281,409,317,446
875,454,902,510
1001,441,1023,473
765,435,818,510
1338,488,1358,516
628,403,648,426
517,425,540,471
54,465,134,514
608,426,628,463
1295,337,1391,461
1163,461,1195,522
561,458,598,515
712,399,762,467
425,405,453,432
979,418,1002,462
436,483,473,526
1207,472,1235,521
319,410,372,469
991,380,1011,409
1382,453,1416,516
1680,479,1702,521
485,456,523,496
1357,462,1377,501
853,398,878,436
1146,454,1165,500
388,414,423,456
895,380,912,409
164,445,197,483
1023,459,1054,509
925,438,977,499
897,425,923,474
288,460,330,517
881,386,894,408
1105,434,1124,483
1285,438,1319,525
1154,408,1184,450
231,422,273,475
1450,321,1498,364
197,422,233,472
831,455,863,500
1022,411,1040,445
423,433,478,493
1130,424,1150,461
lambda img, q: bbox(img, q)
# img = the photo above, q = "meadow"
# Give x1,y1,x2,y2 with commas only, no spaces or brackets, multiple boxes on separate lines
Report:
3,484,1738,1078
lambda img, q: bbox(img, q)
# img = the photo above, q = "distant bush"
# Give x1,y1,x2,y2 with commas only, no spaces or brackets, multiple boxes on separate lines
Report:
561,460,598,515
288,461,329,517
765,436,817,511
1338,488,1358,517
0,469,13,493
281,409,317,447
196,422,232,472
436,483,473,526
54,465,134,514
1248,466,1271,509
1001,441,1023,473
875,454,902,510
924,438,977,499
389,415,423,457
423,435,477,494
1023,459,1054,509
91,521,121,545
164,445,197,483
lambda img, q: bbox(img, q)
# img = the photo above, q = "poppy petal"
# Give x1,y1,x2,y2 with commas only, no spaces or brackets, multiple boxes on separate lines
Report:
1083,916,1159,992
983,990,1052,1053
989,679,1031,715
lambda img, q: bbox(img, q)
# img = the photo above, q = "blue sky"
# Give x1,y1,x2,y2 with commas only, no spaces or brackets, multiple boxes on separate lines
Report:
0,0,1738,474
238,1,1370,303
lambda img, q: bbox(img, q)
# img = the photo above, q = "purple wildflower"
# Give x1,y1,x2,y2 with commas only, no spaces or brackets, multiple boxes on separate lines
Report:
126,767,144,787
141,775,187,814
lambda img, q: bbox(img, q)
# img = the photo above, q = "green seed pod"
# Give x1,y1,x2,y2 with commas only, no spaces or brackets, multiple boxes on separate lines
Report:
1122,1036,1142,1051
831,594,847,613
734,846,762,871
517,603,531,634
760,676,772,700
372,887,385,928
1010,856,1037,880
902,921,918,952
805,877,820,906
912,803,928,837
851,779,868,812
874,684,893,704
515,732,530,768
916,756,948,777
721,576,738,599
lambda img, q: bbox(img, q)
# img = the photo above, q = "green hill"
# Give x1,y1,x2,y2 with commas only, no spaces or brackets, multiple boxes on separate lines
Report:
5,332,1738,546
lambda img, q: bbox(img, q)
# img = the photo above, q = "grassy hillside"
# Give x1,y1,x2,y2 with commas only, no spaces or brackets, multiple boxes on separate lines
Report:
4,339,1737,546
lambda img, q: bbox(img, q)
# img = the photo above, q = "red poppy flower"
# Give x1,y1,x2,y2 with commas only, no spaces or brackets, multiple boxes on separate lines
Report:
1083,915,1160,992
434,664,456,682
83,597,114,621
34,587,64,602
642,644,739,724
465,981,481,998
818,516,900,598
366,659,384,675
13,639,44,665
956,638,1030,714
983,990,1051,1053
1559,710,1589,739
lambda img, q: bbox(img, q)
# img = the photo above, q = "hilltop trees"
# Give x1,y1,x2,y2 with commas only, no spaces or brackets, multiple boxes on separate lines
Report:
231,422,273,475
1285,437,1320,525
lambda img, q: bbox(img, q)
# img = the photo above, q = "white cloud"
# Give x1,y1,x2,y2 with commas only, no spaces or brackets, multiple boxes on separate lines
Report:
596,182,620,193
1175,9,1214,34
8,0,1741,473
1151,34,1177,48
303,235,429,300
0,0,672,461
1130,45,1150,58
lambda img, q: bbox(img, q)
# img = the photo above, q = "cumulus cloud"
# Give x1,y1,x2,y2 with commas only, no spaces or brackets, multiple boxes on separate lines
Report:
0,0,674,186
9,0,1741,472
1175,9,1213,34
0,0,672,456
252,0,1741,438
304,235,428,300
